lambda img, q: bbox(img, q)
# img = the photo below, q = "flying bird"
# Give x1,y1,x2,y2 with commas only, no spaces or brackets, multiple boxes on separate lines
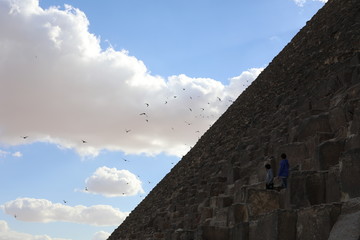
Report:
22,136,28,139
63,200,67,204
82,140,87,144
122,158,130,162
217,97,222,101
139,112,148,117
145,103,149,107
125,129,131,133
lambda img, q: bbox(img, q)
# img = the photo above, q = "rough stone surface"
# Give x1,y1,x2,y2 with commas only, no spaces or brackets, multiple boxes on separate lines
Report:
249,210,297,240
328,199,360,240
296,204,342,240
107,0,360,239
340,148,360,199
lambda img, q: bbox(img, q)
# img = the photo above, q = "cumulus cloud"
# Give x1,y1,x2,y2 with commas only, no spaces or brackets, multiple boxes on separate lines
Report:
293,0,327,7
84,166,144,197
1,198,129,226
12,151,22,157
226,68,264,98
0,0,262,157
0,149,22,158
0,220,71,240
92,231,111,240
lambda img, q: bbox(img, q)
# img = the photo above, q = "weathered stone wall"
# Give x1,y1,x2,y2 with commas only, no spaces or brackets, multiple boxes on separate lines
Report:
108,0,360,239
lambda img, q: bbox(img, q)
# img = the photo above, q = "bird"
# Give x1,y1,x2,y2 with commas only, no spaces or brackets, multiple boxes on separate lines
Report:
183,88,185,91
14,214,17,218
63,200,67,204
125,129,131,133
189,108,192,111
85,187,88,191
200,108,205,111
146,119,149,122
122,158,130,162
82,140,87,143
145,103,149,107
174,96,177,98
139,112,148,117
217,97,222,101
22,136,28,139
165,101,168,104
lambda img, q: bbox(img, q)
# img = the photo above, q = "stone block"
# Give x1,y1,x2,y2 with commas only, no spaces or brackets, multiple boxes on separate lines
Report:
349,105,360,135
210,195,233,208
306,172,326,205
210,207,229,227
199,207,213,223
340,149,360,199
345,134,360,152
295,113,332,141
325,167,341,203
246,189,280,217
230,222,249,240
230,166,242,183
328,198,360,240
227,203,249,227
304,132,334,169
296,203,341,240
197,226,229,240
315,139,344,170
289,171,326,208
249,210,296,240
329,106,347,131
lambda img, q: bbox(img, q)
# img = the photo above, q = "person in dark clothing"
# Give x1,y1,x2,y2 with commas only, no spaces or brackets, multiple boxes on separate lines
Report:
265,163,274,189
278,153,289,188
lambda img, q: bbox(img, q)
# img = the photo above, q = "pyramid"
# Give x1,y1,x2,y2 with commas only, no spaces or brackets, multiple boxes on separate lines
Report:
108,0,360,239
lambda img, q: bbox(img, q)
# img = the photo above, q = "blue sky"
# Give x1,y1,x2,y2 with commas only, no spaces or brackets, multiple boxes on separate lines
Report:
0,0,325,239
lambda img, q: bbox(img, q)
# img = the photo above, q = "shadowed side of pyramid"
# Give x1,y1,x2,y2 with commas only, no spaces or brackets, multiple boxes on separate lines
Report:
108,0,360,239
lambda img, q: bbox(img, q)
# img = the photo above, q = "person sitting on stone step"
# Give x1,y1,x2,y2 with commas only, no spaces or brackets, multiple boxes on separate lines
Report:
264,163,274,190
277,153,289,189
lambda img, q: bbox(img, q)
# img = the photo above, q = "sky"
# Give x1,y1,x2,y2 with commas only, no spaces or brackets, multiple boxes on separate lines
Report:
0,0,326,239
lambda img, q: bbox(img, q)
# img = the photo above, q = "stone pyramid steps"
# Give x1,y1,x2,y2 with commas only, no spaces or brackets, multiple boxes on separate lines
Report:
107,1,360,239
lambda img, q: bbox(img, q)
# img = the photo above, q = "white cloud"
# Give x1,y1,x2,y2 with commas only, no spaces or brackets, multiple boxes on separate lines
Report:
1,198,129,226
0,220,71,240
226,68,264,98
0,0,261,157
84,166,144,197
92,231,110,240
0,150,9,158
0,149,22,158
293,0,327,7
12,151,22,157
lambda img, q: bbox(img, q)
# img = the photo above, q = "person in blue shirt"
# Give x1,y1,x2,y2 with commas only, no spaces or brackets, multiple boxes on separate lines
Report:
278,153,289,188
